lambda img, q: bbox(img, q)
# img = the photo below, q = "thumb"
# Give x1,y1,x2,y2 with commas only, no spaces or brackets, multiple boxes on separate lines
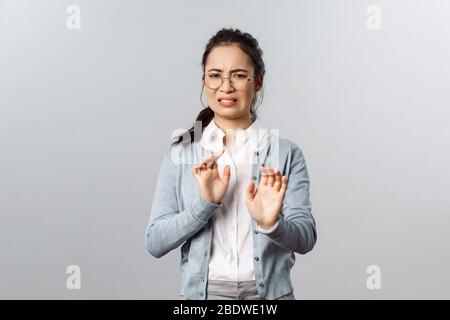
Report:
221,165,231,185
246,180,255,201
192,165,198,177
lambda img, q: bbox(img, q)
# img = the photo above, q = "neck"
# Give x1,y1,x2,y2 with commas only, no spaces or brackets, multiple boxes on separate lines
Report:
213,115,253,153
213,114,253,132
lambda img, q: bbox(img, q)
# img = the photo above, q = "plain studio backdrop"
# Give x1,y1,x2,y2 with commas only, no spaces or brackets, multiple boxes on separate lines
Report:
1,0,449,299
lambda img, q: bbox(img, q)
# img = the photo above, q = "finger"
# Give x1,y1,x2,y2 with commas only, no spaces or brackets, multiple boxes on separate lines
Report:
267,167,275,187
273,169,282,191
263,166,275,176
279,176,288,195
260,165,272,175
207,160,215,169
260,165,269,185
203,149,223,164
222,165,231,186
202,154,215,165
207,154,219,169
246,180,255,201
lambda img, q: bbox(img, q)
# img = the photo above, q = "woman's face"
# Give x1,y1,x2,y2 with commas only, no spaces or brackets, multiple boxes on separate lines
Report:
203,44,262,121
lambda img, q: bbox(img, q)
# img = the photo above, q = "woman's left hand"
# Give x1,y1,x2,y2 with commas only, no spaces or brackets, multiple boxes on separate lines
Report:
246,165,288,230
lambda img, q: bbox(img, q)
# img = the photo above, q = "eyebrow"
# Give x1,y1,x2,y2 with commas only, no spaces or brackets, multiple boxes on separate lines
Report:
206,68,249,73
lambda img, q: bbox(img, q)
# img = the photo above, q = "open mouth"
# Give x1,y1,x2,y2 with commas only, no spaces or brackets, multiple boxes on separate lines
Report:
218,98,238,102
218,98,239,107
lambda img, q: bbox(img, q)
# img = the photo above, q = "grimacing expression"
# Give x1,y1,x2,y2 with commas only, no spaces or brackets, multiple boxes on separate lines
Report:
203,44,262,120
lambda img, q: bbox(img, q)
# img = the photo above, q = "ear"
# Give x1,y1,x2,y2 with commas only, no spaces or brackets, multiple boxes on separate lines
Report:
254,72,265,91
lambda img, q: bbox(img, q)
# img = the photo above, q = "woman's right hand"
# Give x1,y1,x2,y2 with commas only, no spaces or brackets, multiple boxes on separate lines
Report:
191,150,230,205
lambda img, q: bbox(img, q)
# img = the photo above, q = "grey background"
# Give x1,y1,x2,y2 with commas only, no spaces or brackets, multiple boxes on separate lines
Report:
1,0,449,299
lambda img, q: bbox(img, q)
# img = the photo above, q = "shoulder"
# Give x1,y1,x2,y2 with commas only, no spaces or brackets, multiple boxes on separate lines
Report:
275,137,310,178
159,143,184,169
162,140,203,167
276,136,306,160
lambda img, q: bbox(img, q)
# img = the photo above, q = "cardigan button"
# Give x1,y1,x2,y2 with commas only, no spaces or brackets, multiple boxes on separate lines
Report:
254,257,259,261
259,283,264,288
252,176,257,180
255,151,259,156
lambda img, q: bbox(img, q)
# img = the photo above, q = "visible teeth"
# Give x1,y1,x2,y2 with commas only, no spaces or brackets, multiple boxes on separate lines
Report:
221,99,237,102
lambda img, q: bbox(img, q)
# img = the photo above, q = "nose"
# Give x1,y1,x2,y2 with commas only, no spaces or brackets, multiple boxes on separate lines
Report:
219,77,234,93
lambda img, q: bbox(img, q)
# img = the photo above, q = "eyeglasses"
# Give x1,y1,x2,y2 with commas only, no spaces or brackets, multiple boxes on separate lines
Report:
202,72,252,90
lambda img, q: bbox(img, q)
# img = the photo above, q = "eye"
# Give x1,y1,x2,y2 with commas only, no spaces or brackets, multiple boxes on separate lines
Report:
233,73,247,79
207,73,221,79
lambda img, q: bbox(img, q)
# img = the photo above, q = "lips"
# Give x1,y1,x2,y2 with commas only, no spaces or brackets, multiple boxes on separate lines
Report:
218,96,239,107
218,97,238,102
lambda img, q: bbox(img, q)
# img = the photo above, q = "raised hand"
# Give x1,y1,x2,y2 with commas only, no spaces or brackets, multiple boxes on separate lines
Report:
192,149,230,205
246,165,288,229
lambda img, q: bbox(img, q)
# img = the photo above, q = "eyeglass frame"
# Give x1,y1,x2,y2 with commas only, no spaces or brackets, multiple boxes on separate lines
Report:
202,72,253,90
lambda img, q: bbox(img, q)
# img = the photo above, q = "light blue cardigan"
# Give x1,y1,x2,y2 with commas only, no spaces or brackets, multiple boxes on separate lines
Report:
145,131,317,300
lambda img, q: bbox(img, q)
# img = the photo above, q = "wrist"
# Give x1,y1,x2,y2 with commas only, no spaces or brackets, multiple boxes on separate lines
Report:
200,192,221,205
257,220,277,230
256,220,279,234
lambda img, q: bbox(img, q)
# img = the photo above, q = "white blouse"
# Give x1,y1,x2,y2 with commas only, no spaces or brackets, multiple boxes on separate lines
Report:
200,119,279,282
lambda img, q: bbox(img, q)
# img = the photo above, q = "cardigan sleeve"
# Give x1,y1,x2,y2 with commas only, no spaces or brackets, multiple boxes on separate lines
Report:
145,146,221,258
261,143,317,254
